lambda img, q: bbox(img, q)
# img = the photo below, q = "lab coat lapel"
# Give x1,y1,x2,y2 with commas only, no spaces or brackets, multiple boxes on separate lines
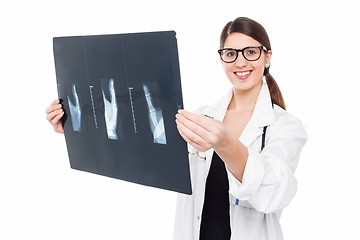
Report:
240,81,275,147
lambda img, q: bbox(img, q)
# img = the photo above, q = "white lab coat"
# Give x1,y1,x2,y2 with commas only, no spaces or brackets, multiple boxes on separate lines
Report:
173,81,308,240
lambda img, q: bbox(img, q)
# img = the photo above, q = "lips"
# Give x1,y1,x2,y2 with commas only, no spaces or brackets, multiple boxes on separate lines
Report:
234,70,252,80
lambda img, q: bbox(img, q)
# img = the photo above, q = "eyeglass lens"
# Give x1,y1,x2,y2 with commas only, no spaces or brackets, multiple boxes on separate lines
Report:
220,47,262,62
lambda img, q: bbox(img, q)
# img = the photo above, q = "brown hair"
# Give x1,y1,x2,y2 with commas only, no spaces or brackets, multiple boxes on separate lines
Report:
220,17,286,110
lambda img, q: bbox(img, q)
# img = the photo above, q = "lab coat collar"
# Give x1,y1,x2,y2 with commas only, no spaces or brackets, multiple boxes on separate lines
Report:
200,81,275,147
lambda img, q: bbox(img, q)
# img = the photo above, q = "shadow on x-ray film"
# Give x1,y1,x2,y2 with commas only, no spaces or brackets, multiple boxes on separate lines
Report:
65,78,168,146
143,83,167,145
101,78,120,140
67,83,82,132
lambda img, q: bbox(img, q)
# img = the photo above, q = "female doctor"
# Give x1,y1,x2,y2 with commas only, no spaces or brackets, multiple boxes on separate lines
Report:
46,17,307,240
174,17,307,240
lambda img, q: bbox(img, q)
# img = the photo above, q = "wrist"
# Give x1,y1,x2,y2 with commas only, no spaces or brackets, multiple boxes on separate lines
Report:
214,129,234,152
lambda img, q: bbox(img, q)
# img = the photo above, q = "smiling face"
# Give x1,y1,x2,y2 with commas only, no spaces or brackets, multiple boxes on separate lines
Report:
222,33,272,93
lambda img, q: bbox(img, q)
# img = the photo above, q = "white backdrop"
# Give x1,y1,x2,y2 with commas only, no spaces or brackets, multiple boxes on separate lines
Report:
1,0,359,239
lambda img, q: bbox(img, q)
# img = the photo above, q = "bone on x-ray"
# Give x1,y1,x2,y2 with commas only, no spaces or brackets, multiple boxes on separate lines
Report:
67,84,82,132
143,84,167,145
102,79,119,140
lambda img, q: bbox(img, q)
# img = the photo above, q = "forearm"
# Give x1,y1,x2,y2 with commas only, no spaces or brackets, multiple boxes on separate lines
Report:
214,133,248,183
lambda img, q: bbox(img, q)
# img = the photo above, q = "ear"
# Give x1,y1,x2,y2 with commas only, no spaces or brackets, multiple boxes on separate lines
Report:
265,49,272,65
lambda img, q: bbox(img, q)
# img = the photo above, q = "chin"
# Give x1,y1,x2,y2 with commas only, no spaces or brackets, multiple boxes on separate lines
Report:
231,79,262,93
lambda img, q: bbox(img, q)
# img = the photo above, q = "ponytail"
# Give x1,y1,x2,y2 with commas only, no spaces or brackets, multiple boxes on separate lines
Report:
264,66,286,110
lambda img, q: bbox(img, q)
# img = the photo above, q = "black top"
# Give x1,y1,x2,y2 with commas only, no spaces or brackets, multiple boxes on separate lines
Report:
199,152,231,240
199,126,268,239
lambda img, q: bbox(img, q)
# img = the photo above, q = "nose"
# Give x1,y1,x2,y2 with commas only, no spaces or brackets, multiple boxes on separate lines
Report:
234,53,248,68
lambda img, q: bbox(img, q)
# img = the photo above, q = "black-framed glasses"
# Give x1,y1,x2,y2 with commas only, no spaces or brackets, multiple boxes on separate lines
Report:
218,46,268,63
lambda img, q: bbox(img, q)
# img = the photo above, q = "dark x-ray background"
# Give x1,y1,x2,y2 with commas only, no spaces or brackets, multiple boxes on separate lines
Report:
53,31,191,195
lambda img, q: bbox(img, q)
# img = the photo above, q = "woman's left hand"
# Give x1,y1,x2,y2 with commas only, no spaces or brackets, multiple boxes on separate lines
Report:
175,109,228,152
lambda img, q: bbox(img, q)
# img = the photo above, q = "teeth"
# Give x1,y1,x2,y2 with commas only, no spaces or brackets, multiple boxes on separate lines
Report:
235,71,251,76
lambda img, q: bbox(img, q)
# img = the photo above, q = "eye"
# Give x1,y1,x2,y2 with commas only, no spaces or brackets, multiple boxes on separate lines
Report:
245,49,258,55
224,50,236,57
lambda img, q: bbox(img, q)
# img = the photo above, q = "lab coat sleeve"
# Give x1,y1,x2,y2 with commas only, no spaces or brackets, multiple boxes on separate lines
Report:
226,114,308,214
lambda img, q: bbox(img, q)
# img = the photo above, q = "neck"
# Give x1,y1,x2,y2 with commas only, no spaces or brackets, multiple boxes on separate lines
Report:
229,82,263,112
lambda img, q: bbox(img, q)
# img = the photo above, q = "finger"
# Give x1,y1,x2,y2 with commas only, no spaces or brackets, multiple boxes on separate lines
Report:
109,79,116,104
51,99,60,105
45,100,62,114
176,112,212,140
177,123,207,152
46,109,63,122
52,116,64,134
51,111,64,126
176,119,209,149
45,104,62,115
73,85,80,107
177,110,215,132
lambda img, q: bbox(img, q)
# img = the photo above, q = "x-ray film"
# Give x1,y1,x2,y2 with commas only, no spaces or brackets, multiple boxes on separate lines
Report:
53,31,191,195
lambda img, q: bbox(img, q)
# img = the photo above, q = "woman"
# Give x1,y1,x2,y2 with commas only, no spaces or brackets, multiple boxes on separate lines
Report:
46,17,307,240
173,17,307,240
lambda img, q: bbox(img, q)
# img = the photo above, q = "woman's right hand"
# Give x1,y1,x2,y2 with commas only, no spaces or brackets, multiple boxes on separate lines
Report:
46,99,65,134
